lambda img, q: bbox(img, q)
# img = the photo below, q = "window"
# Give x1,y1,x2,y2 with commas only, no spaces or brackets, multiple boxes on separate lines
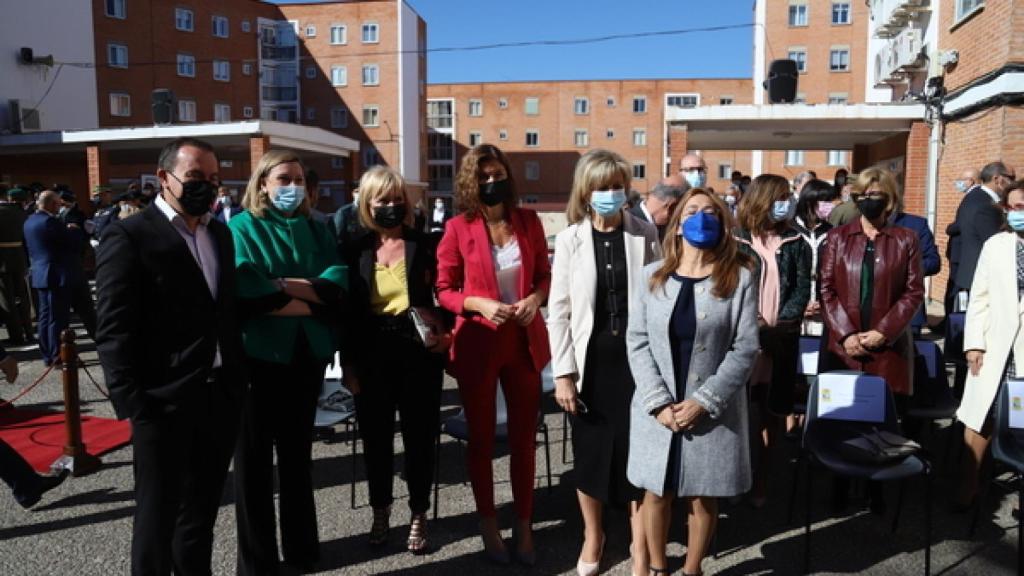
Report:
428,132,454,161
362,105,380,127
469,99,483,117
241,20,251,33
828,93,849,104
213,60,230,82
109,92,130,117
105,0,126,18
330,25,347,45
633,129,647,147
788,3,808,26
242,63,253,76
331,157,344,169
573,97,589,115
498,129,508,140
243,106,254,118
427,100,453,129
306,107,315,121
178,99,196,122
107,44,128,68
213,16,229,38
784,150,805,166
331,65,347,86
305,25,316,38
828,150,847,166
177,54,195,77
830,47,851,72
175,8,194,32
330,107,348,128
525,130,539,147
607,96,616,107
428,165,453,191
632,96,647,113
305,66,316,79
718,164,732,179
956,0,984,21
667,95,698,108
788,49,807,73
362,64,379,86
214,103,231,123
633,163,646,180
498,97,509,109
469,131,482,147
525,161,540,181
831,3,850,24
524,97,539,115
606,129,615,139
719,95,734,105
361,22,379,43
574,130,589,147
363,146,382,167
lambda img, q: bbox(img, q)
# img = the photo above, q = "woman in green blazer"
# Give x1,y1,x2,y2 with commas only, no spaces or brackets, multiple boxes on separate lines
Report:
230,150,347,575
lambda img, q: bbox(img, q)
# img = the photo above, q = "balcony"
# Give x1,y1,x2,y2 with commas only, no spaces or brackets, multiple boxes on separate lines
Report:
261,45,297,61
261,87,298,102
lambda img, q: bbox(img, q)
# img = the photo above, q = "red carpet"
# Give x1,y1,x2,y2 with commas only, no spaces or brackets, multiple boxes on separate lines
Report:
0,408,132,473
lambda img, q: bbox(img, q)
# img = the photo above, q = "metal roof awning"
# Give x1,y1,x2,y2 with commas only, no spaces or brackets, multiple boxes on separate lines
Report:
666,103,926,150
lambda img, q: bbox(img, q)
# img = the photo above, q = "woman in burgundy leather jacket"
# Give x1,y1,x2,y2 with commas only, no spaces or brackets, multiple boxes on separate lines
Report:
818,167,925,402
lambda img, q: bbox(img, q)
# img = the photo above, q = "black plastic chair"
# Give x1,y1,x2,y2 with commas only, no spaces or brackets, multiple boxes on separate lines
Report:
789,370,932,575
988,379,1024,575
908,339,959,468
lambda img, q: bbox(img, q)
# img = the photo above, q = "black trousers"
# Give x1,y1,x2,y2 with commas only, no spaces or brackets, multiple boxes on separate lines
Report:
354,326,444,513
0,249,32,342
0,437,43,507
69,275,96,339
129,371,239,576
235,348,326,576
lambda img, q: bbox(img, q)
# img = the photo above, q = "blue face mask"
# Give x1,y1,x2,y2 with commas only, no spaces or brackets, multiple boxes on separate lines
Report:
680,212,721,249
771,198,796,222
1008,210,1024,232
590,188,626,216
272,185,305,213
683,170,706,189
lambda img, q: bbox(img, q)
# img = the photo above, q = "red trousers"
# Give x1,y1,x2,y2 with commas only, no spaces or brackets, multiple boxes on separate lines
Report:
455,320,541,520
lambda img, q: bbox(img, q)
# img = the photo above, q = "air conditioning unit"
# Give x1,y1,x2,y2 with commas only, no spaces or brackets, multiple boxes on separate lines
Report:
895,29,924,71
6,99,40,133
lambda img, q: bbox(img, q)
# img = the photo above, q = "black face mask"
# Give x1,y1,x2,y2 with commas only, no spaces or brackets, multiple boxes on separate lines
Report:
168,172,216,217
856,197,886,220
372,203,407,229
479,179,510,207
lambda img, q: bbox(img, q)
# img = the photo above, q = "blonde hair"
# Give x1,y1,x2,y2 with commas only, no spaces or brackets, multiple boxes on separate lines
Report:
566,149,632,224
242,150,309,219
852,167,900,218
356,166,414,232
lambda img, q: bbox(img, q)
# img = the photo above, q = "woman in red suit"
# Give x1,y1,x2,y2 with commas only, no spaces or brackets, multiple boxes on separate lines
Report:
436,144,551,565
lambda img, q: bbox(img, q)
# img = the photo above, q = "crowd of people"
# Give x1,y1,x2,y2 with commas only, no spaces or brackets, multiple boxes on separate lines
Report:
0,134,1020,576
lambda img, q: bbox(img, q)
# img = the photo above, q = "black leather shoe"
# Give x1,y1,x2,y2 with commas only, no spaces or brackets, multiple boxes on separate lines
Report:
18,469,69,509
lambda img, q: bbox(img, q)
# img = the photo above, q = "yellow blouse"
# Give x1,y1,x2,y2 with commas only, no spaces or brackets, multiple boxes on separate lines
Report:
370,259,410,316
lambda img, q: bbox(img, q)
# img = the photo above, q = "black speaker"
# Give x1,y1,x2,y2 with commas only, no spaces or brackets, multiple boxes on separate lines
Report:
762,59,799,104
152,89,176,124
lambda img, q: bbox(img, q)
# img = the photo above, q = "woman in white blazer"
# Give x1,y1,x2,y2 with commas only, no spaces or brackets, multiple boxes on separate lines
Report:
955,181,1024,510
549,149,661,576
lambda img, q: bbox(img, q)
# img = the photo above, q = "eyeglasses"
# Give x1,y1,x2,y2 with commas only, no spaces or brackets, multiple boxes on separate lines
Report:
680,167,707,174
851,193,884,202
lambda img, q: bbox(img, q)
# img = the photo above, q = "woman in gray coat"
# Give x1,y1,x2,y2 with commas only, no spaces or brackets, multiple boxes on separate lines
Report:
627,188,760,576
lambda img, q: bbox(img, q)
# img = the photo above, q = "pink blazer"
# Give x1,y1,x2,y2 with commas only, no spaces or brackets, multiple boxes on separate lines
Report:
436,207,552,377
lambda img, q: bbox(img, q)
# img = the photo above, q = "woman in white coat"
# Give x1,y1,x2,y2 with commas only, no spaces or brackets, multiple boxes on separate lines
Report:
549,149,661,576
955,180,1024,509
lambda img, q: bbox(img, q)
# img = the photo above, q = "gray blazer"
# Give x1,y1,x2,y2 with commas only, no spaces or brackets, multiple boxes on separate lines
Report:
626,263,759,497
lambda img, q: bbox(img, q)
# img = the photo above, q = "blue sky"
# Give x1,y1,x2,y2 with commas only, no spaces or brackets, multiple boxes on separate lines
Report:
272,0,756,83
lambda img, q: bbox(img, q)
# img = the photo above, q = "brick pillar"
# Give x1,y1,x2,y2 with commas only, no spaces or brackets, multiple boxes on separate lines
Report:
902,121,930,216
86,144,108,203
249,135,271,172
668,123,689,176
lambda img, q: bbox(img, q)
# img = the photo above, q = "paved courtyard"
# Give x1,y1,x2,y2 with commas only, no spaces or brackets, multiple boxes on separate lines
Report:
1,323,1023,575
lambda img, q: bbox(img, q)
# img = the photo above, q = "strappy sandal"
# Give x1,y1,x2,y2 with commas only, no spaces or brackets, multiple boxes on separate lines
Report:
368,506,390,546
407,512,428,554
649,568,671,575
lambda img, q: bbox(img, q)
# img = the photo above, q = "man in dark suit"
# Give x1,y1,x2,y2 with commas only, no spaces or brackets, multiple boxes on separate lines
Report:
56,188,97,339
944,168,980,317
330,188,362,248
96,137,244,576
23,190,75,366
629,174,688,239
0,186,32,344
212,185,243,224
953,161,1016,294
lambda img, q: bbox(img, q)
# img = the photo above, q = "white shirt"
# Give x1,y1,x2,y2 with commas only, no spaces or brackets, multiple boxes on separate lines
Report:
980,185,1000,203
491,237,522,305
155,194,222,368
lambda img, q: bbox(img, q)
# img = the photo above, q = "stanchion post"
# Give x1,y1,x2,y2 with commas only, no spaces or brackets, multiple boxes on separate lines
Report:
51,329,100,476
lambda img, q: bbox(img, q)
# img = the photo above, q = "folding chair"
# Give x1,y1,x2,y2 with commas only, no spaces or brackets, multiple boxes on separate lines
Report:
907,339,959,468
789,371,932,575
314,352,359,508
432,383,553,520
